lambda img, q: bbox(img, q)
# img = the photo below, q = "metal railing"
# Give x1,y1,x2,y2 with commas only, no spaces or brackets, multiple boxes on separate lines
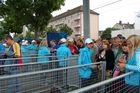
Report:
69,71,140,93
0,55,78,74
0,61,106,93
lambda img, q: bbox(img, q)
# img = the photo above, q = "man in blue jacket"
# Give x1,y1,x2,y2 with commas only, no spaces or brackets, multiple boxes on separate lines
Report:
27,40,38,62
56,38,72,86
0,38,5,75
56,38,72,67
78,38,94,87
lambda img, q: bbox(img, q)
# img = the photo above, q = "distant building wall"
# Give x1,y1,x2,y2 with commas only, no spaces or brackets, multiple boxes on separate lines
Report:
48,6,99,40
111,29,140,38
113,21,134,30
90,14,99,40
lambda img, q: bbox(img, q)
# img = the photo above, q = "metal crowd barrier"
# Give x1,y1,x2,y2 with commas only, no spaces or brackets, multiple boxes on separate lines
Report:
69,71,140,93
0,61,106,93
0,55,78,74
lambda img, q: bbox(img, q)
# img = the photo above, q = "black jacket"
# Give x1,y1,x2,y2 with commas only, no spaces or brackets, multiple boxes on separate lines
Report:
96,48,115,70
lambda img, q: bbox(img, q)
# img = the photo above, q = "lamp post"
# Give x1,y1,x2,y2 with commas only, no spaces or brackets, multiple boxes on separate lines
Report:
83,0,90,39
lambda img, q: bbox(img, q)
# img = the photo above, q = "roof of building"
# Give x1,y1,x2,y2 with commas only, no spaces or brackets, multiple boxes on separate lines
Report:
113,21,134,29
49,5,99,22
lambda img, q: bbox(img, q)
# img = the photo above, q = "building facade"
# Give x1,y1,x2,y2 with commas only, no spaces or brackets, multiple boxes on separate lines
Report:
111,29,140,38
112,12,140,38
113,21,134,30
48,6,99,40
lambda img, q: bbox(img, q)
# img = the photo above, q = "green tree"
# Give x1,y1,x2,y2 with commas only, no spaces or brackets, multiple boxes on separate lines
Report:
45,26,57,33
0,21,8,39
101,27,119,40
58,24,73,36
26,31,34,39
0,0,65,38
101,28,112,40
0,28,4,39
1,17,23,34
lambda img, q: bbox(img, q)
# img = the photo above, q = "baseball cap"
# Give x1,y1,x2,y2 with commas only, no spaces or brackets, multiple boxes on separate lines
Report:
22,40,25,42
60,38,67,43
32,40,36,43
68,38,74,42
25,40,28,43
22,42,26,46
85,38,93,44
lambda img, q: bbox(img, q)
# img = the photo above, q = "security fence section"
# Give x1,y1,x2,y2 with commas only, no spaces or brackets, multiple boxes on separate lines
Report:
0,55,78,74
69,72,140,93
0,55,106,93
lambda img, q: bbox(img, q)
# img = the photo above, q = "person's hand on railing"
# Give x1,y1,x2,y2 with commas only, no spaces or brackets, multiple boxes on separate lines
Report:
118,58,125,72
92,65,97,70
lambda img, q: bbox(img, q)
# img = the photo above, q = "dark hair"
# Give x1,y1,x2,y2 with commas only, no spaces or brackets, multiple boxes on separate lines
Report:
50,39,56,43
122,41,127,47
102,40,110,48
5,35,13,40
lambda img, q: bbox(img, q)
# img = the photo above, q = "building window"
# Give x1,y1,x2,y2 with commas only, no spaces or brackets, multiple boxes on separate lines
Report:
68,20,70,23
74,19,80,26
71,21,73,25
75,27,80,32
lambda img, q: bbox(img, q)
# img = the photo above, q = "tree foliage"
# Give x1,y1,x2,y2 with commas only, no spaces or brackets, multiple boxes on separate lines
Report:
0,21,8,39
101,28,112,40
0,0,65,38
45,26,57,33
58,24,73,36
45,24,73,36
26,31,34,39
1,17,23,34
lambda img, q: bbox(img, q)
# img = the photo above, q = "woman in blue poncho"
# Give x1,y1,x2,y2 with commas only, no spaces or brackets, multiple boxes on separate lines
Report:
78,38,94,87
37,38,50,69
119,35,140,93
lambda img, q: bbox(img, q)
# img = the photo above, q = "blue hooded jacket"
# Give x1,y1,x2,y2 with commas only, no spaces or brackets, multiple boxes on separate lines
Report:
0,43,5,53
125,47,140,86
27,44,38,50
37,46,50,63
21,45,29,63
27,44,38,56
0,43,5,58
78,47,93,78
56,44,72,67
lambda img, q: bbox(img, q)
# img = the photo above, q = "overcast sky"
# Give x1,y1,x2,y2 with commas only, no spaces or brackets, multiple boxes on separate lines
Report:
52,0,140,30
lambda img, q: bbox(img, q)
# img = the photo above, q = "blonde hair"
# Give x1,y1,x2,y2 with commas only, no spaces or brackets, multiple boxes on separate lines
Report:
39,38,48,47
127,35,140,59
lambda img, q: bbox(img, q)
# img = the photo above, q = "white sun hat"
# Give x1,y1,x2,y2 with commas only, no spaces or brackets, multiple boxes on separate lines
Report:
60,38,67,43
85,38,93,44
32,40,36,43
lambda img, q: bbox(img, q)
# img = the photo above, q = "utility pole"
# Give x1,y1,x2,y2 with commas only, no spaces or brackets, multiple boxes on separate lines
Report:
83,0,90,39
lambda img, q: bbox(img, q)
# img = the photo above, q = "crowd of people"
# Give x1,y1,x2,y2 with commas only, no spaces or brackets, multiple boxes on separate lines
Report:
0,34,140,93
